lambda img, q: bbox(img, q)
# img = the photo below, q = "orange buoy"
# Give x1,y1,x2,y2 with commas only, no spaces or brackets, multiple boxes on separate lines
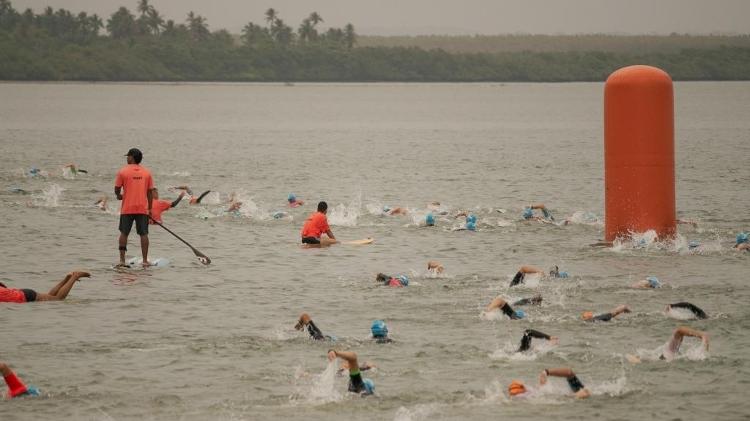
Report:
604,65,675,242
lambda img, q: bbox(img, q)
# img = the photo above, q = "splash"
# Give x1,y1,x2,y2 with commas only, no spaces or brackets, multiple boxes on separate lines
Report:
665,307,699,320
394,403,440,421
291,361,343,405
328,195,362,227
566,211,602,226
31,184,64,207
61,166,76,179
590,371,628,397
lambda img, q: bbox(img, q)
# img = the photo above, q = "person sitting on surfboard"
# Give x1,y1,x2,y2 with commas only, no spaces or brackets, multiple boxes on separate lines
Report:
301,201,337,247
522,203,554,221
1,362,39,398
288,193,304,208
0,271,90,303
149,188,185,224
376,273,409,287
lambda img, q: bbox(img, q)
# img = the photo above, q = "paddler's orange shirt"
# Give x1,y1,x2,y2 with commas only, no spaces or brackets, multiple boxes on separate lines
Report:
300,212,330,238
114,164,154,215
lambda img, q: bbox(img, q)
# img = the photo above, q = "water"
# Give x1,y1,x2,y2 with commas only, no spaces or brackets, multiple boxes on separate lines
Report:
1,82,749,420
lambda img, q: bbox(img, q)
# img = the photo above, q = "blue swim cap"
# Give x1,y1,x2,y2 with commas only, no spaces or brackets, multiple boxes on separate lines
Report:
425,213,435,226
736,232,749,245
20,386,40,397
467,214,477,224
688,240,700,250
522,208,533,219
371,320,388,337
383,205,391,213
272,211,284,219
362,378,375,395
647,276,662,288
514,309,526,319
557,271,569,278
397,275,409,286
466,221,476,231
288,193,296,202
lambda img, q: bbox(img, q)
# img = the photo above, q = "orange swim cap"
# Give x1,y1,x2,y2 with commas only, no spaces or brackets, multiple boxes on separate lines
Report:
508,380,526,396
582,311,594,320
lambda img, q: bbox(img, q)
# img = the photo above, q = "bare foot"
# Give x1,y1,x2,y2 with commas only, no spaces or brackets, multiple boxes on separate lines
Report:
142,261,152,268
72,271,91,278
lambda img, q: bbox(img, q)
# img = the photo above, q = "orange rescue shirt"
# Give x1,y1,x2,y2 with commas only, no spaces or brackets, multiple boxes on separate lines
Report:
114,164,154,215
149,199,172,224
301,212,330,238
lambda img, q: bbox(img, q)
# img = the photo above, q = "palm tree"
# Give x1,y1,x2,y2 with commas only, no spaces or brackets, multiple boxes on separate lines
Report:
344,23,356,49
264,8,277,28
186,11,209,41
137,0,151,18
297,18,315,43
146,8,163,34
308,12,323,27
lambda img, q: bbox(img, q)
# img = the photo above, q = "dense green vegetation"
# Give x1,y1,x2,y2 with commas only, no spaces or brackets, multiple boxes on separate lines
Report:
1,0,749,82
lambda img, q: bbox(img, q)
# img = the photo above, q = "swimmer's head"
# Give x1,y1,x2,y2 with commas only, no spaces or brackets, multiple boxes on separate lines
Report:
688,240,700,250
22,386,40,397
371,320,388,338
466,214,477,224
508,380,526,396
397,275,410,286
376,273,389,284
646,276,662,288
522,208,533,219
362,378,375,395
736,232,749,245
582,311,594,321
425,213,435,226
466,221,476,231
514,309,526,319
383,205,391,213
288,193,296,202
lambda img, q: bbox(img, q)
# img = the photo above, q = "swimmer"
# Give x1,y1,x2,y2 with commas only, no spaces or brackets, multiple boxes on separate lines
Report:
383,206,408,216
508,367,590,399
371,320,393,343
735,232,749,251
666,302,707,319
517,329,558,352
337,359,376,376
149,188,185,224
512,294,543,306
509,265,545,287
661,327,709,361
582,304,631,322
63,163,87,175
95,196,108,211
173,186,211,204
425,213,436,226
631,276,663,289
548,265,569,278
485,297,525,320
0,271,90,303
287,193,304,207
1,362,39,398
522,203,554,221
427,260,444,274
294,313,333,341
327,350,375,396
227,199,242,213
376,273,409,287
300,201,337,247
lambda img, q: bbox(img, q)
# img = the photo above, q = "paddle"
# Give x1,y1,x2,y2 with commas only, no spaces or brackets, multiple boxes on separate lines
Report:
148,216,211,265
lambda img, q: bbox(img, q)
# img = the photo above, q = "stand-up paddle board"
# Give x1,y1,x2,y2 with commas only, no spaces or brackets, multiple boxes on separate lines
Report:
115,257,171,269
344,238,374,245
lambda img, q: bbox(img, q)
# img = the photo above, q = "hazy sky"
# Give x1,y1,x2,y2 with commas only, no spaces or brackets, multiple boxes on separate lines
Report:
10,0,750,36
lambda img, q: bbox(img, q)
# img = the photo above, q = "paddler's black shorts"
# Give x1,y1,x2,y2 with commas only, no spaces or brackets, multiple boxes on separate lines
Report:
302,237,320,245
119,214,149,236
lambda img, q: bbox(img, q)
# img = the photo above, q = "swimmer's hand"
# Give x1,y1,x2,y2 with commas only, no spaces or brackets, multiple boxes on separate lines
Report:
625,354,642,364
702,334,710,351
539,370,548,385
550,336,560,345
327,350,337,361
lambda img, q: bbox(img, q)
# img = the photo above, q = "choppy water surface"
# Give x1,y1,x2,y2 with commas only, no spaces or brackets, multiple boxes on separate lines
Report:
1,82,749,421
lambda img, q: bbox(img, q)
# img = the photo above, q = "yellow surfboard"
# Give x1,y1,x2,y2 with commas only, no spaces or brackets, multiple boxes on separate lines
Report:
344,238,374,245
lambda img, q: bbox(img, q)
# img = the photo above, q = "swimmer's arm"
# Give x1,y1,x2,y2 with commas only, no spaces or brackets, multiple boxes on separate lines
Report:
574,388,591,399
170,192,185,208
530,203,546,210
542,367,576,380
675,327,709,350
519,265,544,274
525,329,552,341
328,350,358,372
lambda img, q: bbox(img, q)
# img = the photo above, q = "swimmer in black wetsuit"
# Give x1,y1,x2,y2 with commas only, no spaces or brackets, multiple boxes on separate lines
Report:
666,302,707,319
517,329,558,352
509,265,545,287
294,313,329,341
539,367,590,399
327,350,375,395
582,304,630,322
485,297,526,319
513,294,542,306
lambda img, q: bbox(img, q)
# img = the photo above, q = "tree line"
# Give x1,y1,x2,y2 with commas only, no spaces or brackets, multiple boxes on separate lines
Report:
1,0,749,82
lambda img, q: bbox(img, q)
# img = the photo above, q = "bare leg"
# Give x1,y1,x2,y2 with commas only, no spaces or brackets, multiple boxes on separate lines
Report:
36,271,90,301
47,273,73,296
118,233,128,265
320,237,338,247
140,234,150,266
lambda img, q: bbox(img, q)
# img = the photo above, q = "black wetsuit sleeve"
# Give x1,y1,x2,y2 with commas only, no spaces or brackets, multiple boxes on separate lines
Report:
509,271,525,287
518,329,550,352
194,190,211,204
566,375,584,392
593,312,614,322
501,302,518,319
671,302,708,319
170,195,184,208
307,321,325,340
513,298,530,306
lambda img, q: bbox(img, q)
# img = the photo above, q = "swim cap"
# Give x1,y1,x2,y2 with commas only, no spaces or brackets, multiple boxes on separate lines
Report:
397,275,410,286
688,240,700,250
508,380,526,396
383,205,391,213
288,193,296,202
736,232,749,245
272,211,284,219
362,378,375,395
371,320,388,338
466,221,476,231
22,386,40,397
467,214,477,224
647,276,662,288
582,311,594,320
557,271,569,278
425,213,435,226
514,309,526,319
522,208,533,219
